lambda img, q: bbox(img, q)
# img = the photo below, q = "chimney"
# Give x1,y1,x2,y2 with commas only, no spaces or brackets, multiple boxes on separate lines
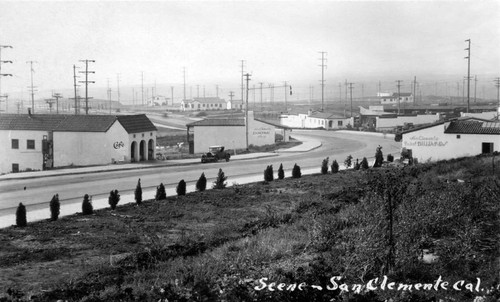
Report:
28,108,32,118
308,109,312,116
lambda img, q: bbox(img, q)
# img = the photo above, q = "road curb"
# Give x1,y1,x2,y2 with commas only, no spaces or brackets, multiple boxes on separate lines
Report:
0,153,280,181
276,142,323,153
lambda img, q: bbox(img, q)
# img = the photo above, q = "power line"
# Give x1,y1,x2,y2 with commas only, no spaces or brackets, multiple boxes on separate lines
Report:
348,82,354,118
240,60,245,104
0,45,13,113
72,64,80,115
465,39,471,113
78,59,95,115
396,80,403,115
244,73,251,150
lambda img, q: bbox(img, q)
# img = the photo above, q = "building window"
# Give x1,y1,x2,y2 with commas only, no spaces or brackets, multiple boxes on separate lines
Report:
482,142,494,154
11,139,19,149
133,134,136,138
150,132,153,136
142,133,145,137
338,121,343,126
12,163,19,173
27,140,35,150
456,135,461,139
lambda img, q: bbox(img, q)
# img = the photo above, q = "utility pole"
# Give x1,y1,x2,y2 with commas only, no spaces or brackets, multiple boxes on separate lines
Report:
240,60,245,106
171,86,174,106
216,84,219,98
141,72,144,106
318,51,327,111
27,61,38,113
183,67,186,101
0,45,13,113
116,73,120,103
244,73,251,150
78,59,95,115
196,85,200,98
338,83,342,103
396,80,403,115
465,39,471,113
107,79,112,114
284,81,288,112
73,64,79,114
494,77,500,109
52,92,62,114
309,85,314,106
259,82,264,111
45,98,55,113
413,76,417,104
203,85,206,99
348,83,354,118
229,91,234,101
474,75,477,103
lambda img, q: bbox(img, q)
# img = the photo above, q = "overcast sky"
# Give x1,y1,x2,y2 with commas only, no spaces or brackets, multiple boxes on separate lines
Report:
0,0,499,101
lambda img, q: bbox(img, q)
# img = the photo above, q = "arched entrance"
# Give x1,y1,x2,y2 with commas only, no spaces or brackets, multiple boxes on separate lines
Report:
328,120,333,128
148,139,155,160
131,141,137,162
139,140,146,161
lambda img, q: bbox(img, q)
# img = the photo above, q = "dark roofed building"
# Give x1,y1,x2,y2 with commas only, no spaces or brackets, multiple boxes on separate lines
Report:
117,114,157,133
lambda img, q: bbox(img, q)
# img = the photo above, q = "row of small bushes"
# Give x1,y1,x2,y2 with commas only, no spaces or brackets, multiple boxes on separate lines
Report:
320,146,395,174
14,169,230,227
263,163,302,182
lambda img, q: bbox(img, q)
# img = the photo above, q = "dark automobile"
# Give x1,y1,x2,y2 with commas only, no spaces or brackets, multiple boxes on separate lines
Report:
201,146,231,163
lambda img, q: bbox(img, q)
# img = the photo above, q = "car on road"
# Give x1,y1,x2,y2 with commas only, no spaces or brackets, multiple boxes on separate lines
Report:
201,146,231,163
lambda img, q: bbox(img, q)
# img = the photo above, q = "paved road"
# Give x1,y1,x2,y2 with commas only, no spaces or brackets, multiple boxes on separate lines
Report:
0,130,400,214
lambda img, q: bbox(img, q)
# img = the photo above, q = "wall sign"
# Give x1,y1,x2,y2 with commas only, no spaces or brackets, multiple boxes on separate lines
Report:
113,141,125,149
252,127,272,138
404,135,448,147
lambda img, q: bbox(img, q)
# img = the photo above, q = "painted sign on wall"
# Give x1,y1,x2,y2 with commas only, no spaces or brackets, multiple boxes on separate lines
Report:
404,135,448,147
113,141,125,149
252,127,272,138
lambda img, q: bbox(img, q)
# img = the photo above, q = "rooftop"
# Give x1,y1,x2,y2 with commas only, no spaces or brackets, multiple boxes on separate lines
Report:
444,120,500,135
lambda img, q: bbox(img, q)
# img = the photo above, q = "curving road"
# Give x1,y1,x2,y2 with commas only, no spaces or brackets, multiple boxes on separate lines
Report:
0,130,401,214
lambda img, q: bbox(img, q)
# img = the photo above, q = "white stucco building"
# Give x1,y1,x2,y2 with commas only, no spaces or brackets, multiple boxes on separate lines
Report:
186,111,290,153
0,113,157,174
380,92,414,104
280,110,354,130
181,97,228,111
376,113,441,131
400,117,500,162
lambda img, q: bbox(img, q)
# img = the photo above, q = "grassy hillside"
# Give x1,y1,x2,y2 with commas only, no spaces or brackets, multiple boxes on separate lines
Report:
0,155,499,302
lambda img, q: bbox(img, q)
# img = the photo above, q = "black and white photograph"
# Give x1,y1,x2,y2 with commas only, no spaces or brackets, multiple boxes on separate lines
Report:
0,0,499,301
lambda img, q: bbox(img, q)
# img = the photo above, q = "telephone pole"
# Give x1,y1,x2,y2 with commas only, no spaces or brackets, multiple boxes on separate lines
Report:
183,67,186,101
396,80,403,115
141,72,144,106
494,77,500,108
72,64,80,114
284,81,289,112
240,60,245,106
318,51,327,111
171,86,174,106
216,84,219,98
244,73,251,150
348,83,354,118
0,45,13,113
78,59,95,115
338,83,342,103
107,79,112,114
26,61,38,114
413,76,417,104
116,73,120,104
474,75,477,103
465,39,471,113
52,92,62,114
259,82,264,111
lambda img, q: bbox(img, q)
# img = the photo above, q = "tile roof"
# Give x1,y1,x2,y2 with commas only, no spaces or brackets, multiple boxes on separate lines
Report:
186,118,245,127
444,120,500,135
54,115,116,132
0,114,67,131
0,113,157,133
116,114,158,133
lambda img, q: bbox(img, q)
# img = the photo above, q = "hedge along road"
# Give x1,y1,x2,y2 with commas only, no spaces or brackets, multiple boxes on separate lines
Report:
0,130,401,218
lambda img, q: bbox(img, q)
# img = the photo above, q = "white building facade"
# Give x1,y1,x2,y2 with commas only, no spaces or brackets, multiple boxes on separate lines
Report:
0,114,157,174
187,111,290,153
181,97,228,111
280,110,353,130
401,118,500,162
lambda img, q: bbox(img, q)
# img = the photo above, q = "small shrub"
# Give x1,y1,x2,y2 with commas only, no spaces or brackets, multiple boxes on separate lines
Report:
278,163,285,179
292,163,301,178
387,154,394,162
196,172,207,191
213,168,227,189
135,178,142,205
108,190,120,210
264,165,274,182
354,158,360,170
331,160,339,173
155,183,167,200
82,194,93,215
344,155,353,169
373,145,384,167
177,179,186,196
361,157,369,169
49,194,60,221
16,202,27,227
321,157,329,174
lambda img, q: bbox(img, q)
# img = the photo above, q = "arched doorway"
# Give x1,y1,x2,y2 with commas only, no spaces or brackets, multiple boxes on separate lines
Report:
139,140,146,161
148,139,155,160
328,120,333,128
131,141,137,162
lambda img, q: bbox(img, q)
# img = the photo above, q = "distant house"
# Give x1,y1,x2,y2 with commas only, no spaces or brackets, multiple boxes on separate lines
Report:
0,112,157,174
227,99,244,110
280,110,353,130
181,97,228,111
149,96,169,106
380,92,414,105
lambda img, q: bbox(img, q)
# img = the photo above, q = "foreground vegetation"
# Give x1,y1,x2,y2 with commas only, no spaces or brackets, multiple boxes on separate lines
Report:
0,155,499,301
